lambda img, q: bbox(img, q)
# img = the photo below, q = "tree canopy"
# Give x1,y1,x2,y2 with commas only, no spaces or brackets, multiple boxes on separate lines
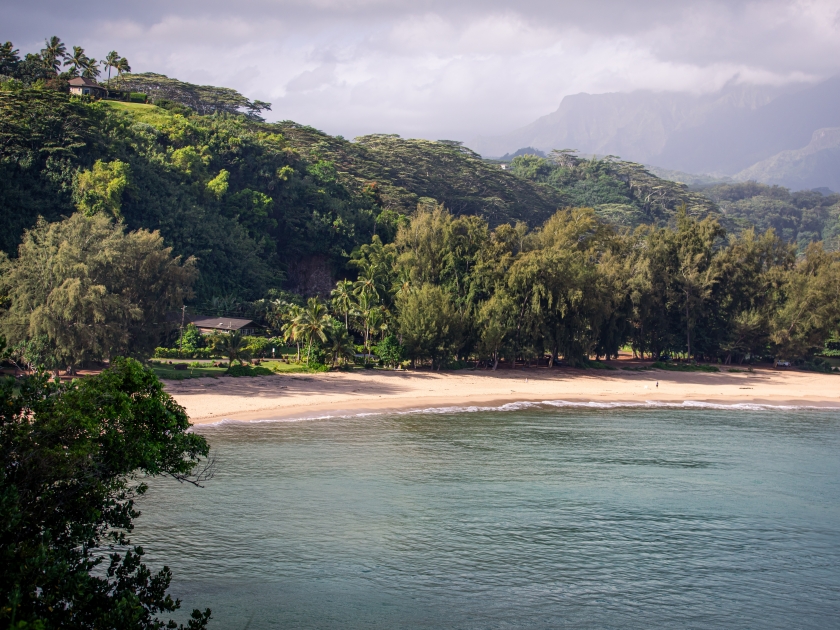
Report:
0,357,211,629
0,214,197,372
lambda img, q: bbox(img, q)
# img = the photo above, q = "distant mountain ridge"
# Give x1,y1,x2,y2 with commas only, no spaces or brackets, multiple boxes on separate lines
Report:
733,127,840,192
468,77,840,188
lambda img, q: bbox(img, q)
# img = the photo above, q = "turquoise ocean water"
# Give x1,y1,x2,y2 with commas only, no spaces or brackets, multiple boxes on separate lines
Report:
133,402,840,629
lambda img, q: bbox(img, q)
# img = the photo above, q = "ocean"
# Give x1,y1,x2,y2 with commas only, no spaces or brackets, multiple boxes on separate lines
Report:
133,403,840,629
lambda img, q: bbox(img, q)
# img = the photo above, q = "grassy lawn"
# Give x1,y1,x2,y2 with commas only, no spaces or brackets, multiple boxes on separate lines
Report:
149,363,228,380
102,101,155,112
149,358,330,380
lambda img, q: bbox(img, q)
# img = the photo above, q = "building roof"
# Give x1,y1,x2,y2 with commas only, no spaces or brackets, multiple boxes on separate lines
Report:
68,77,104,88
190,316,257,331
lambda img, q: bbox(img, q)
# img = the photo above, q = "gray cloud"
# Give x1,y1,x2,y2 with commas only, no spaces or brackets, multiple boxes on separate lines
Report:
4,1,839,139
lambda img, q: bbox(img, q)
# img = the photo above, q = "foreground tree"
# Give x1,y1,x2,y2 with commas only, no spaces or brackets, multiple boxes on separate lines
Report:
0,357,212,629
0,214,197,372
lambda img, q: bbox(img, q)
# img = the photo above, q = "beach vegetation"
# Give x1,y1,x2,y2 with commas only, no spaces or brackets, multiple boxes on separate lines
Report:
226,363,274,377
374,335,405,369
329,324,357,366
213,331,252,367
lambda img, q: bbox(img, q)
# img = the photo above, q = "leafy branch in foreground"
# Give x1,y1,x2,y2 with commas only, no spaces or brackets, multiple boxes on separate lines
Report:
0,357,212,629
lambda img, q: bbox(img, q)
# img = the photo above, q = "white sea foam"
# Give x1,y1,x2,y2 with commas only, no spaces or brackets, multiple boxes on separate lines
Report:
194,399,840,428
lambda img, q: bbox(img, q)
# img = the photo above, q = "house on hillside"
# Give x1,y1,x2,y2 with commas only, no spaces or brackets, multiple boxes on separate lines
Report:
190,316,261,336
69,77,107,98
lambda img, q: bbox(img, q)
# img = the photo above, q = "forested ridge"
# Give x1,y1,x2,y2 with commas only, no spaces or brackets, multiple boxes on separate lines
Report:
697,181,840,252
2,76,731,304
2,56,840,373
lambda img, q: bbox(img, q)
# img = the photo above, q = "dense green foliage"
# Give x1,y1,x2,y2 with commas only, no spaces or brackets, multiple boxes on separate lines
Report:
697,181,840,251
0,357,211,629
289,206,840,368
274,128,566,228
0,87,381,301
507,152,718,227
0,214,196,372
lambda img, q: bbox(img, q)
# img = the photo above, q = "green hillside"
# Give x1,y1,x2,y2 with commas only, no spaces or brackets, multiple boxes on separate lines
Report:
505,152,719,227
696,181,840,251
0,79,728,305
274,125,565,227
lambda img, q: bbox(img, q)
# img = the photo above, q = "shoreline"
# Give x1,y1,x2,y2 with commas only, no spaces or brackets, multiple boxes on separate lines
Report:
162,366,840,425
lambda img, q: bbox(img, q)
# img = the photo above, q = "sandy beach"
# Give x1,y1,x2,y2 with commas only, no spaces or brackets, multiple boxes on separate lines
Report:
164,364,840,424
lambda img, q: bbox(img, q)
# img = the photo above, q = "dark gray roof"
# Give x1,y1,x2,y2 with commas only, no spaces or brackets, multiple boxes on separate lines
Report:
68,77,103,88
190,316,256,331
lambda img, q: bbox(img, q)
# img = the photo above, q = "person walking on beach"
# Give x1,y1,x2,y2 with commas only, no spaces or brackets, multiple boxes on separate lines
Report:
656,381,659,388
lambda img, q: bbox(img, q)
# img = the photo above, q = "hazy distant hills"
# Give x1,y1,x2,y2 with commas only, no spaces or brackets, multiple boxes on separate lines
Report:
733,127,840,191
469,77,840,191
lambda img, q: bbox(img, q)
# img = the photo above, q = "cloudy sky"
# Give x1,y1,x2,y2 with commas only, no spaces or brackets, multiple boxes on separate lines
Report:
6,1,840,139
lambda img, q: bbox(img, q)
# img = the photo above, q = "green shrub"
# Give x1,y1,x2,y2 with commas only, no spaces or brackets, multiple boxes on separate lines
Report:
226,364,274,377
374,335,404,368
153,347,213,359
129,92,147,103
244,336,278,358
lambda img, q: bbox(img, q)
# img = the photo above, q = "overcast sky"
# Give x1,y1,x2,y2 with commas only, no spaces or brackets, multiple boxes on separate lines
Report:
5,0,840,139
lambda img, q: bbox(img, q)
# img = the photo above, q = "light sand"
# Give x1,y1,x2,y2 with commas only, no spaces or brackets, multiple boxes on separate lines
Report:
164,365,840,425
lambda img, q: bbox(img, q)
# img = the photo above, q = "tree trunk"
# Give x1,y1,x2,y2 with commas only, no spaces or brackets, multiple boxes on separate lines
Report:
492,351,499,371
685,296,691,362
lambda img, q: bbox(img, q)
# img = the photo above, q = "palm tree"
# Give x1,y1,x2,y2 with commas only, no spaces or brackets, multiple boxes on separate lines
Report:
329,325,356,366
40,36,66,75
104,50,120,88
352,292,376,365
116,56,131,85
298,298,332,366
331,279,355,330
281,304,305,362
214,331,252,367
353,265,380,301
82,58,100,79
64,46,88,78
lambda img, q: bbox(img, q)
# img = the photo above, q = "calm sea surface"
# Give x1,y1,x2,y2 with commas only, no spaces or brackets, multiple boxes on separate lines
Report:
133,404,840,629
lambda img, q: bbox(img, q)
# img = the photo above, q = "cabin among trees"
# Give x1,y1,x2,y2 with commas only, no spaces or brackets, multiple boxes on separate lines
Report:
68,76,106,97
190,316,260,336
